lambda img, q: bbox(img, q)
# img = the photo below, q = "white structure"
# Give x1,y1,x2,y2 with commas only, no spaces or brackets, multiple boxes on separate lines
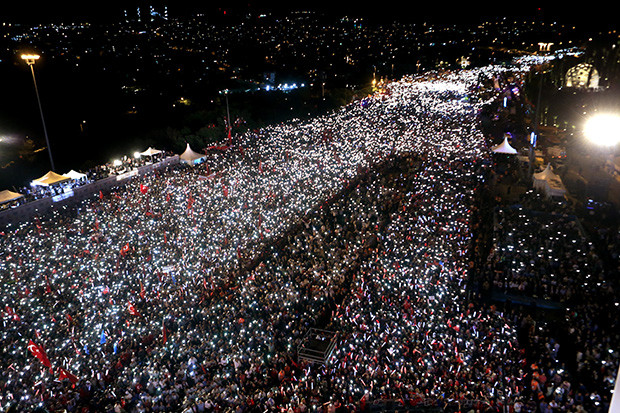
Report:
611,367,620,413
0,190,23,205
64,170,88,181
31,171,72,187
491,136,518,154
565,63,599,89
538,42,553,52
179,143,206,165
533,164,566,198
140,147,163,157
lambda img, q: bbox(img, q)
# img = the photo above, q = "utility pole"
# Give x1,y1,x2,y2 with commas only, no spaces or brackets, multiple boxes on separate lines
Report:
22,54,55,172
530,66,544,177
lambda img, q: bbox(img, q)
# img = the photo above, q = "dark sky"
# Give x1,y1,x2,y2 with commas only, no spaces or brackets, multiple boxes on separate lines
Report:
0,1,615,28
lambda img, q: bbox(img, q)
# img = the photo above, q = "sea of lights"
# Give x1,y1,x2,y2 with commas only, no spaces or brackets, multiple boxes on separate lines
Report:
0,64,537,411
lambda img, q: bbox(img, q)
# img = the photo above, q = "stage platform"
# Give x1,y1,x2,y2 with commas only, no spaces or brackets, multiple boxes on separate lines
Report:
297,328,338,364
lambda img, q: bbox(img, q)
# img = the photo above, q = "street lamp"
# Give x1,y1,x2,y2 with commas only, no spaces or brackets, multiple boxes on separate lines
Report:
583,113,620,147
21,53,55,171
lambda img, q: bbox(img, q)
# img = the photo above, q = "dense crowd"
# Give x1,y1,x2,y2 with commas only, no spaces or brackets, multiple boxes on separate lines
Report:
484,201,597,303
0,63,617,413
474,186,619,413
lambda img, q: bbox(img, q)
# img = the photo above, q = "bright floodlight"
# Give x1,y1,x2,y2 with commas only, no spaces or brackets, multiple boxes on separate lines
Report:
584,114,620,146
21,54,40,65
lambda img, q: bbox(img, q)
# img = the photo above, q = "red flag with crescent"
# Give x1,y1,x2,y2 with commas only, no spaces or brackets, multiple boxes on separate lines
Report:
127,302,141,317
58,367,79,384
27,340,52,368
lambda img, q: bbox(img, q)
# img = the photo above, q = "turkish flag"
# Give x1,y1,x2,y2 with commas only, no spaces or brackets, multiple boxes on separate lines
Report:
162,321,168,345
139,281,146,300
5,305,20,322
120,243,130,256
58,367,78,384
27,340,52,368
140,184,149,194
127,302,141,317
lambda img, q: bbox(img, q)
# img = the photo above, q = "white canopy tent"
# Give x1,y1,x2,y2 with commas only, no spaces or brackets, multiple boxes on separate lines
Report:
31,171,71,187
491,136,518,154
64,170,88,181
140,147,163,157
533,164,566,198
0,190,23,205
179,143,206,164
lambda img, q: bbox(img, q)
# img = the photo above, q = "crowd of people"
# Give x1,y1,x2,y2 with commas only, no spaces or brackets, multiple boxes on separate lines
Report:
483,198,597,303
471,183,619,413
0,63,617,413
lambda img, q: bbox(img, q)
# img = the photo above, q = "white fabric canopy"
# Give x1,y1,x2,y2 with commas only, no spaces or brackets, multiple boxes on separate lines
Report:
0,190,23,204
140,147,163,156
491,136,518,154
533,164,556,182
64,170,87,180
179,143,205,163
31,171,71,187
533,164,566,197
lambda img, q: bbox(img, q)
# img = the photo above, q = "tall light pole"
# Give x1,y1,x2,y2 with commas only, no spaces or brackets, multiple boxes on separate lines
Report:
530,66,544,177
224,89,232,145
21,53,55,172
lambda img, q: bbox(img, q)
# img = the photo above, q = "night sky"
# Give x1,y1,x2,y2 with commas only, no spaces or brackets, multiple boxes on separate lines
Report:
2,1,614,26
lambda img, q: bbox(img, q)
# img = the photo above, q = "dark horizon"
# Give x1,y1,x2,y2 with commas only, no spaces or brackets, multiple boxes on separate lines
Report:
1,2,616,27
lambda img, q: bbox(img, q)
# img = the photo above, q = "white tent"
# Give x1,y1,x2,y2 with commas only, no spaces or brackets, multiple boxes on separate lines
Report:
140,147,163,157
0,190,23,205
491,136,518,154
31,171,71,187
533,164,566,198
179,143,206,164
64,170,88,181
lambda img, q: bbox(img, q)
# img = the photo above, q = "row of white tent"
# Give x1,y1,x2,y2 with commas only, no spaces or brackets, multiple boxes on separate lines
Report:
0,147,166,205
